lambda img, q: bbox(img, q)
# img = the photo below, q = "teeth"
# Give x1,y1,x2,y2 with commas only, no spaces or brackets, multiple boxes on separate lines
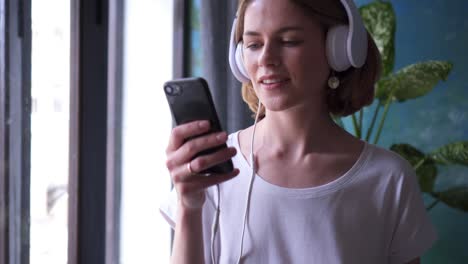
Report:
262,79,282,84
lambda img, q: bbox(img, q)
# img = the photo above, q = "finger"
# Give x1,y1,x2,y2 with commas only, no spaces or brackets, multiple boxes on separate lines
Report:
166,120,210,154
170,131,228,166
171,149,236,184
170,161,196,183
190,147,237,173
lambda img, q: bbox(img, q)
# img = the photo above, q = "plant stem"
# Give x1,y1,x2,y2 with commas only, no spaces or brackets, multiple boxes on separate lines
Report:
426,199,440,211
352,113,360,139
414,157,426,171
373,96,393,145
359,109,363,139
365,103,381,142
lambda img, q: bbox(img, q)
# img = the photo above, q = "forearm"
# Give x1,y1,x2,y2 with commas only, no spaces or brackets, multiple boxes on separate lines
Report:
171,204,205,264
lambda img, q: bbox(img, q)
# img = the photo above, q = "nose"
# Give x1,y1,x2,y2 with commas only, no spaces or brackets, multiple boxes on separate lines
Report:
258,42,280,67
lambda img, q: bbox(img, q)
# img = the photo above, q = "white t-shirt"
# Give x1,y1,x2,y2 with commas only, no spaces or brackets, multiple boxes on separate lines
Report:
160,131,437,264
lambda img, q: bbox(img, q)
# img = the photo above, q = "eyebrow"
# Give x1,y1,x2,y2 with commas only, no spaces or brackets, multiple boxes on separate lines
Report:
243,26,304,37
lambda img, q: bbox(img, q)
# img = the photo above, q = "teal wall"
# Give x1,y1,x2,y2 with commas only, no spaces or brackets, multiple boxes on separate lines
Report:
352,1,468,263
191,0,468,262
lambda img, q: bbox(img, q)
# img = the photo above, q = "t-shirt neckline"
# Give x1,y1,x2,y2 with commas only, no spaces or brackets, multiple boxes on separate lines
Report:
232,130,372,198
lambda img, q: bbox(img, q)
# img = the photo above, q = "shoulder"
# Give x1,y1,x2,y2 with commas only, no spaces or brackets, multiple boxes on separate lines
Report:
364,142,415,177
353,142,419,198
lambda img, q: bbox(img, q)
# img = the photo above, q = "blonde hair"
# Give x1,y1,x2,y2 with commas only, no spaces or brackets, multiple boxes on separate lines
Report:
236,0,382,118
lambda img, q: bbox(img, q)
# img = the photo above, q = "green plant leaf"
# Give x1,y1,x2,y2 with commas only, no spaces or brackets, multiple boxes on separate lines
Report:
416,162,438,193
429,141,468,166
390,143,424,166
376,61,453,102
433,186,468,212
359,1,396,77
331,115,344,129
390,144,437,193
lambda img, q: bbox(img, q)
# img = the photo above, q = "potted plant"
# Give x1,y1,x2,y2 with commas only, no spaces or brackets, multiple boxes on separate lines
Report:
334,1,468,213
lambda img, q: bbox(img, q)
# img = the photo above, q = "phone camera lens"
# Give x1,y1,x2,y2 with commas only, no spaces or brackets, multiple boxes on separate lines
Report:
164,85,174,95
172,84,181,95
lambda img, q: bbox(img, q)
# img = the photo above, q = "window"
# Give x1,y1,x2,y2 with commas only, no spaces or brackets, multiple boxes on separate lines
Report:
30,0,70,263
119,1,174,263
2,0,184,263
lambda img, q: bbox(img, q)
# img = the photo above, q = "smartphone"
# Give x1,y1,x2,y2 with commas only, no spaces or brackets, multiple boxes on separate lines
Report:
164,77,234,175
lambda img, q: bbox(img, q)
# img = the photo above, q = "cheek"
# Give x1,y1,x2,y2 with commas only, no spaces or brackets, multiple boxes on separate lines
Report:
243,53,258,78
295,49,329,84
284,50,312,83
242,55,259,90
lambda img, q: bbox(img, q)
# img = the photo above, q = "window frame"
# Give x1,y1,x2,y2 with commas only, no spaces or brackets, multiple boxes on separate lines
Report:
105,0,124,263
68,0,114,263
68,0,124,263
0,0,32,263
174,0,191,79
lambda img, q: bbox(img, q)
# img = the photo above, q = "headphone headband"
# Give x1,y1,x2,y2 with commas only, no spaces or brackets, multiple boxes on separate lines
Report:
341,0,367,67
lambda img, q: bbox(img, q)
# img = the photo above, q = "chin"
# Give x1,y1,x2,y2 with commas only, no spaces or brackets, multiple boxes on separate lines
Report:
260,96,295,113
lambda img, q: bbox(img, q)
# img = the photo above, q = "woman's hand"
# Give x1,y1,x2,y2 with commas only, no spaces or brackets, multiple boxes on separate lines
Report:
165,120,239,211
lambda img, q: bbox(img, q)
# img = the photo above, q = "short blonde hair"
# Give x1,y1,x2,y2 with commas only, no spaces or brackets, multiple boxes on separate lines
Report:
236,0,382,118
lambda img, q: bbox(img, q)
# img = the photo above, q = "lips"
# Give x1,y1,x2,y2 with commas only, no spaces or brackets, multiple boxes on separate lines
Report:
261,78,285,84
258,75,290,90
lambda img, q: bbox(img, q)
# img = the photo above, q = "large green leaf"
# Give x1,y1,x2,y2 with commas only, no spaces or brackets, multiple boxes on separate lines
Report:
359,1,396,77
433,186,468,212
376,61,453,102
429,141,468,166
390,144,437,193
390,144,424,164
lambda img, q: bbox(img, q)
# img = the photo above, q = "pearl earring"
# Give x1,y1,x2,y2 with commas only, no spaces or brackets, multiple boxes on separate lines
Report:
328,72,340,89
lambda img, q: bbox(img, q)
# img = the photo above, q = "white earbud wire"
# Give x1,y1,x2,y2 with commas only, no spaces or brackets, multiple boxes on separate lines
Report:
236,99,262,264
211,184,220,264
210,99,262,264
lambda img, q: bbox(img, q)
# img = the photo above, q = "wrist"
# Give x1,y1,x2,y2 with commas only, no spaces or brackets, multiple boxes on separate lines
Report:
177,200,204,215
177,190,206,212
176,202,204,229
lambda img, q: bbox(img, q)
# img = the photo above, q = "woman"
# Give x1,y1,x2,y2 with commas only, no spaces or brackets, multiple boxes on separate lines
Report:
160,0,437,263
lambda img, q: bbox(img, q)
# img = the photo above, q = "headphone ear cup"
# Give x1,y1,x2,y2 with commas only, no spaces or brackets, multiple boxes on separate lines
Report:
228,18,251,83
235,43,250,81
326,25,352,72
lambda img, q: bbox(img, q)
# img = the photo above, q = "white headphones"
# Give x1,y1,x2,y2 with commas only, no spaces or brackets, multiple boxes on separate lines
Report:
228,0,368,83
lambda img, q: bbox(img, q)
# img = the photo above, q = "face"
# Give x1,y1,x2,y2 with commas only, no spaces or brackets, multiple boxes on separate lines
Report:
242,0,330,113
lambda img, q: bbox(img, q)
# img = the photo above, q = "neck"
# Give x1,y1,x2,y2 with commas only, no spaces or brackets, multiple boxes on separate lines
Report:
256,103,342,158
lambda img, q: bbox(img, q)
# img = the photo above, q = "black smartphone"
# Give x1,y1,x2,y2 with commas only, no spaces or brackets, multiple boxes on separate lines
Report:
164,77,234,175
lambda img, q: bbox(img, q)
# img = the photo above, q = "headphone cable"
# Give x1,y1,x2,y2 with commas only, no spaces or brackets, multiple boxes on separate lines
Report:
210,99,262,264
236,99,262,264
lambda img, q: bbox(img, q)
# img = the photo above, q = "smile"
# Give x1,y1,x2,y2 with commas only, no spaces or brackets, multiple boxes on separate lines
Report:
259,78,290,90
261,78,284,84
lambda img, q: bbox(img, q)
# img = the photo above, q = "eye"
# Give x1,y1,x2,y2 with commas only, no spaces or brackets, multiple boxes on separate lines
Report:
282,40,302,46
245,42,262,50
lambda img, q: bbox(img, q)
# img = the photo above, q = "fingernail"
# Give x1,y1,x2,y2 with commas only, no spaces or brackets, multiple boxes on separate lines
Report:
199,120,209,129
217,132,227,141
230,147,237,155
